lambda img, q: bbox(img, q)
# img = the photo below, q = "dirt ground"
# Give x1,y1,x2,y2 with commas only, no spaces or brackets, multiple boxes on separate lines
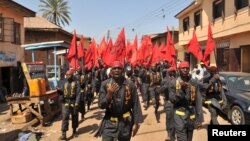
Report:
34,96,230,141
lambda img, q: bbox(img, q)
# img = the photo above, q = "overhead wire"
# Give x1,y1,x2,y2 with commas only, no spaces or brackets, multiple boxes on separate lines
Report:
105,0,191,41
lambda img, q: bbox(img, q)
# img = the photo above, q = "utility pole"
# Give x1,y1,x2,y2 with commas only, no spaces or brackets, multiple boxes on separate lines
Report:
106,30,110,41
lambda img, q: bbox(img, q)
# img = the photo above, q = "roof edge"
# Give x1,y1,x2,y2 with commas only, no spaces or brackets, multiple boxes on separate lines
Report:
9,0,36,17
175,1,201,18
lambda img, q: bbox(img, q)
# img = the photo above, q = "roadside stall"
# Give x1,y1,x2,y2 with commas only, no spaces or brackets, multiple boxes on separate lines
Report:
6,41,69,125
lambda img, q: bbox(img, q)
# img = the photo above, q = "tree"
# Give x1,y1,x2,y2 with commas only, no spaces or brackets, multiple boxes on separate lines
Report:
39,0,71,27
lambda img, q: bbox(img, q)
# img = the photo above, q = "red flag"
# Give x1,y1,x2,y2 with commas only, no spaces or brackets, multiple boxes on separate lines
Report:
67,30,79,69
99,37,107,59
106,28,126,67
131,35,138,67
103,38,114,67
126,40,133,63
113,28,126,66
141,36,153,67
166,27,177,70
187,30,203,60
148,43,160,66
166,27,176,57
68,57,79,69
84,39,97,70
203,24,215,66
77,35,85,59
67,30,77,59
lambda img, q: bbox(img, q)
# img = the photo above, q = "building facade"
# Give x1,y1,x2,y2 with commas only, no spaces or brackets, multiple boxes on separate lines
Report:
24,16,91,66
0,0,35,94
175,0,250,72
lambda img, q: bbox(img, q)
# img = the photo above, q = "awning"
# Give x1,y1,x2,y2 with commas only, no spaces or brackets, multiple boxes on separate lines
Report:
21,41,69,50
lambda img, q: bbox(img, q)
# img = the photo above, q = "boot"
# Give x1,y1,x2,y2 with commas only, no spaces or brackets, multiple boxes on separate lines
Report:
59,132,66,140
72,129,78,138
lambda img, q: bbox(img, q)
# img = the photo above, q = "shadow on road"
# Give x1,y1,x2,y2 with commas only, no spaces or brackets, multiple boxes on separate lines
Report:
86,110,104,120
136,129,166,136
0,129,21,141
0,103,9,115
78,123,99,135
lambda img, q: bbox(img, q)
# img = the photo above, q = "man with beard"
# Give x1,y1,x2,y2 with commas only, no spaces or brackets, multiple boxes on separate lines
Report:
168,61,203,141
95,61,143,141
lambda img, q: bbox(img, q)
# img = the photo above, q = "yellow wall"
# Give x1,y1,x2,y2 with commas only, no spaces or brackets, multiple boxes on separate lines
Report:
178,0,250,45
176,0,250,71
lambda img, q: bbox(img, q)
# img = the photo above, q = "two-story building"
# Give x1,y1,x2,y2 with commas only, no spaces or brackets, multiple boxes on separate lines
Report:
0,0,35,94
175,0,250,72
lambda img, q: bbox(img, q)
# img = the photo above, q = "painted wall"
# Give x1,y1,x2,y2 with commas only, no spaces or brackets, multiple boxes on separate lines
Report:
178,0,250,45
176,0,250,71
0,6,25,67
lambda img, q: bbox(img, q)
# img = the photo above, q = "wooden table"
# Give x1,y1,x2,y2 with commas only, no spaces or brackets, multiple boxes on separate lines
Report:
7,90,61,125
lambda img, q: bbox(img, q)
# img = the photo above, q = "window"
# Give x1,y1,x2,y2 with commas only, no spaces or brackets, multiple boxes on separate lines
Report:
0,14,3,41
0,17,19,43
3,17,14,42
194,10,201,27
183,17,189,31
13,22,20,44
213,0,225,19
217,47,229,71
235,0,248,10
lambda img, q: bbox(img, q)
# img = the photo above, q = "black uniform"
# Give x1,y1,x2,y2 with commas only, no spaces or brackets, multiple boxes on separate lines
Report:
75,73,86,119
85,72,94,111
58,79,81,134
149,70,161,113
140,68,150,109
203,74,227,125
168,76,204,141
95,78,143,141
159,76,175,141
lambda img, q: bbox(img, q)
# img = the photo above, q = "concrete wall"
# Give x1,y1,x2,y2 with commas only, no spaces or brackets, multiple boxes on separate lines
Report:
178,0,250,44
176,0,250,72
0,6,25,67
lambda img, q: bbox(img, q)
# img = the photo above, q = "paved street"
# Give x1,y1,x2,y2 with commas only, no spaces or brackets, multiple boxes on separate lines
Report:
33,96,230,141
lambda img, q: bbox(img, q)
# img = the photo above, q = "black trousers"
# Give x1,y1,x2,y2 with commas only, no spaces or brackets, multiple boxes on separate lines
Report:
208,104,219,125
165,101,175,141
174,113,194,141
149,86,160,112
79,92,86,116
102,135,130,141
61,104,79,132
141,83,149,103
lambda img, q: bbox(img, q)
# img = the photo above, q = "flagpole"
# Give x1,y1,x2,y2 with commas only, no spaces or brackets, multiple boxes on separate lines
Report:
213,46,218,66
172,26,177,70
75,40,77,70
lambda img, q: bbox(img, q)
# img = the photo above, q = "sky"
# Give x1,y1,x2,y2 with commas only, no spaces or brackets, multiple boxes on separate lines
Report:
15,0,192,43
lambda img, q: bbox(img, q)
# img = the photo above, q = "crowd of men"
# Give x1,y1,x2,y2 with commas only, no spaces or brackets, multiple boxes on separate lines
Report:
56,60,227,141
